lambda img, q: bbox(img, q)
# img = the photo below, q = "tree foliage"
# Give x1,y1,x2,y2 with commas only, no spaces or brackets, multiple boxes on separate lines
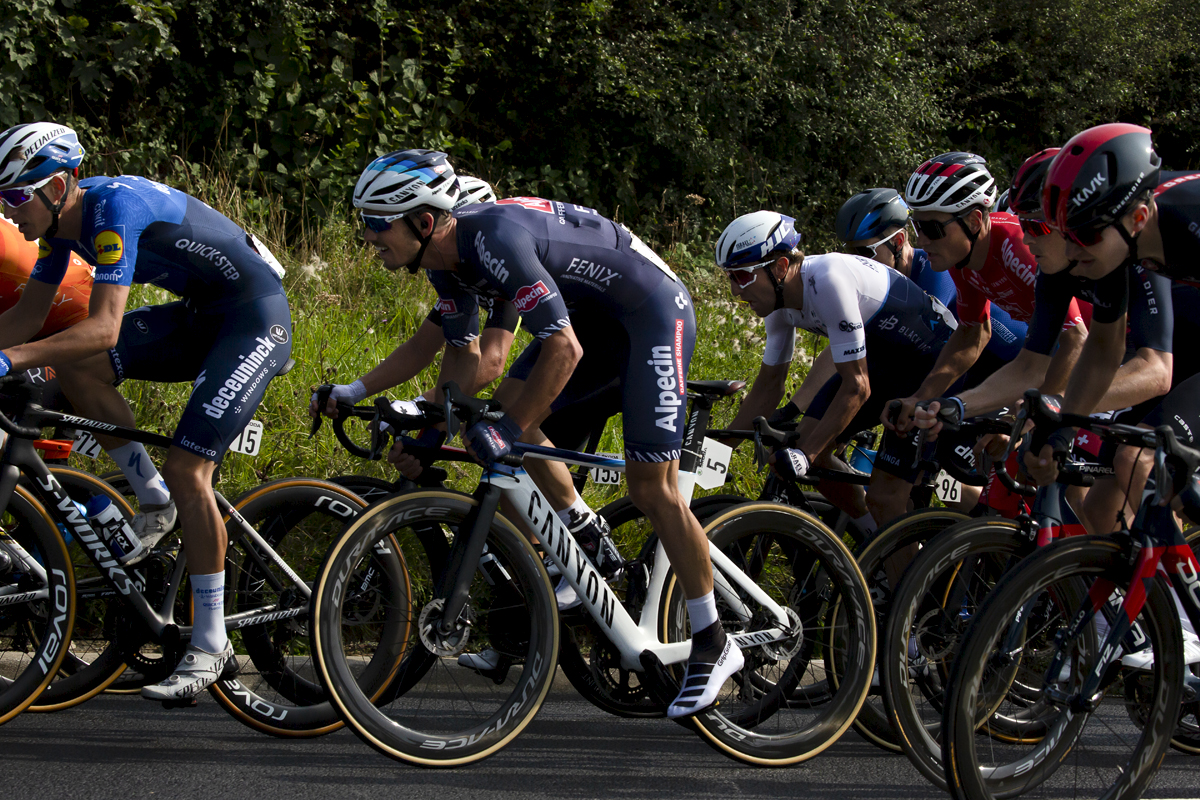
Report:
1,0,1196,246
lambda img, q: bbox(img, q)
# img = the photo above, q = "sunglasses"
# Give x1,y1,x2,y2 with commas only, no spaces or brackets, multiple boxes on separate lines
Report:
1018,217,1053,238
848,227,903,259
723,259,775,289
360,210,407,232
1062,224,1108,248
912,209,974,241
0,173,61,209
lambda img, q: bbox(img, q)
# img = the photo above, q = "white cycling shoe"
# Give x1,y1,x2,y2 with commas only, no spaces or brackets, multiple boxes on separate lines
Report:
1121,629,1200,671
667,622,744,719
131,500,178,556
141,641,237,701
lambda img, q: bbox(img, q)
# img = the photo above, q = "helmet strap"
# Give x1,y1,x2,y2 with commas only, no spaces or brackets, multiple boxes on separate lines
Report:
34,174,69,240
763,259,786,311
402,214,438,275
1115,219,1140,265
952,215,980,270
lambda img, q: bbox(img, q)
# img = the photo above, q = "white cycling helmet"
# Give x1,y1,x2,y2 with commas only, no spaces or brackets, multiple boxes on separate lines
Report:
452,175,497,210
352,149,460,216
715,211,802,311
904,152,997,214
0,122,85,189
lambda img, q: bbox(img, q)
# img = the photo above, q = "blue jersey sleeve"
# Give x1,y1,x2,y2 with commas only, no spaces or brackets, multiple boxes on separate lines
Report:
425,270,482,347
983,305,1027,361
82,185,157,287
30,238,72,287
459,218,572,340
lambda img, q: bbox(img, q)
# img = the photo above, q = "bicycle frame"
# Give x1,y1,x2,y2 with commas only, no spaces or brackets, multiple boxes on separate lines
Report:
0,403,312,644
484,445,795,672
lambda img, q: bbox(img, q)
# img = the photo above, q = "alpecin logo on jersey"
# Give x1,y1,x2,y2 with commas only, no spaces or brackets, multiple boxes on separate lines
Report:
1000,238,1037,286
435,297,457,315
496,197,554,214
649,319,687,432
513,281,552,313
473,232,510,282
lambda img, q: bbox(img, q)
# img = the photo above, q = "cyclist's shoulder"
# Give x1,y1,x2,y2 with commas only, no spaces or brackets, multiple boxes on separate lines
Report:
80,175,185,226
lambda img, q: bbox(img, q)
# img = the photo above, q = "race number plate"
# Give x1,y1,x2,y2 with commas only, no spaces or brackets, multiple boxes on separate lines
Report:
229,419,264,457
589,453,623,486
72,430,103,459
934,470,962,504
695,438,733,490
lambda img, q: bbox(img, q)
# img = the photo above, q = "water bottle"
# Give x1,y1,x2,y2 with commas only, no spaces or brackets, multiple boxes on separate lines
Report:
85,495,144,565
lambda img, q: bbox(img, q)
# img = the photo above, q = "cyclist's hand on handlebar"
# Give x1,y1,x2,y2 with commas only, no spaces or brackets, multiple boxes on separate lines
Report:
912,396,963,441
882,396,920,435
464,415,523,465
976,433,1009,462
388,438,426,479
769,448,810,481
387,426,444,479
309,381,367,420
1022,429,1072,487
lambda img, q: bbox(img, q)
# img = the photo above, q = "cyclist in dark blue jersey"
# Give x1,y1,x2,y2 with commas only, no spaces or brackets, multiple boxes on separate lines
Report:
0,122,291,701
351,150,735,717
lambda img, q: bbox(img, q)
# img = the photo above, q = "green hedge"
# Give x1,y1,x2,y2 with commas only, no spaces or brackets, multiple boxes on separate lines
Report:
2,0,1197,248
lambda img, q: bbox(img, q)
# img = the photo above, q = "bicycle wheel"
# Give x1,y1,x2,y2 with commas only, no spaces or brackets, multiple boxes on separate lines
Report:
312,490,558,765
943,534,1183,800
829,508,967,752
206,478,393,737
881,517,1045,788
0,483,75,724
327,474,399,505
660,503,875,765
25,467,135,710
1159,525,1200,754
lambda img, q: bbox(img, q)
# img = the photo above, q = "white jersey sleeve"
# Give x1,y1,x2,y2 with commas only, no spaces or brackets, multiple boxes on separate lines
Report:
762,309,797,366
805,258,870,362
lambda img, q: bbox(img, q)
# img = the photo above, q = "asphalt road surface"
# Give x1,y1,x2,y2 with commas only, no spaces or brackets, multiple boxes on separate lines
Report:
1,682,1197,800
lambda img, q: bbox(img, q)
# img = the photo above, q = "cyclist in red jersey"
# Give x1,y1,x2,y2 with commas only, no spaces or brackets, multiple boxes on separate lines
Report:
870,152,1088,523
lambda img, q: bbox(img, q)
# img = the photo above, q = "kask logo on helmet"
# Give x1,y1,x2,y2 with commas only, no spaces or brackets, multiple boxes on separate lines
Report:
1070,172,1106,208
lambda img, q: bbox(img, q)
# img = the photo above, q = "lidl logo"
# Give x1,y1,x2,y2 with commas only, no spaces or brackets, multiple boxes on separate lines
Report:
37,239,51,259
94,230,124,266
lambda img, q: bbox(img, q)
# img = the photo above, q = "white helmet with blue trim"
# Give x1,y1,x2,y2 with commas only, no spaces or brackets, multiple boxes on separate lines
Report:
0,122,86,189
451,175,497,210
714,211,803,270
353,149,460,216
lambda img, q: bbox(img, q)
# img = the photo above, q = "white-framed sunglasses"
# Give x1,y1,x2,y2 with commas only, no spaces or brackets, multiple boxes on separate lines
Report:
0,172,63,209
723,258,778,288
846,226,903,259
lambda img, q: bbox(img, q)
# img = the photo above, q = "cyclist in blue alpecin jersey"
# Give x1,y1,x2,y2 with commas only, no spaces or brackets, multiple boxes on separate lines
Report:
0,122,292,701
716,210,962,533
351,150,736,718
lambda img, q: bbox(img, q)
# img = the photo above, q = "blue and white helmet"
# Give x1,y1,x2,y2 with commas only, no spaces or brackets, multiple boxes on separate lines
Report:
0,123,86,189
714,211,803,270
353,149,460,215
451,175,497,210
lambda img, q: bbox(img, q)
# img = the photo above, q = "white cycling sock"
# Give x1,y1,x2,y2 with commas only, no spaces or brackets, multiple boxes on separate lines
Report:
556,491,591,525
855,512,878,535
190,571,228,654
107,442,171,507
686,591,719,631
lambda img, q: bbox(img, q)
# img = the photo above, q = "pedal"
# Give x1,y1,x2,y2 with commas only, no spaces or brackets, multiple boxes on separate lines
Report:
161,697,198,710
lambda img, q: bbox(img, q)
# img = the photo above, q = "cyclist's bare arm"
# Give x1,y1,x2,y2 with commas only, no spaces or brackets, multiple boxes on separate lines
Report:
786,346,834,412
1038,321,1087,396
797,356,869,458
914,318,991,400
4,282,128,370
490,326,582,432
726,360,789,440
0,278,56,351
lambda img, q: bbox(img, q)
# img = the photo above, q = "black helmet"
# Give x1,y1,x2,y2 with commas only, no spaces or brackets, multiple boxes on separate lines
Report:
835,188,910,242
1043,124,1160,238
